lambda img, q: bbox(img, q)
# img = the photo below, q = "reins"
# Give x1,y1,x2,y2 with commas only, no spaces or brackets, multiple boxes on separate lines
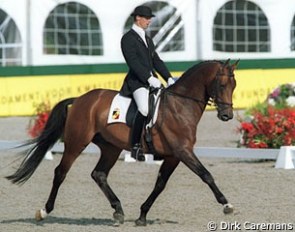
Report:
164,88,208,106
161,69,234,111
163,88,228,114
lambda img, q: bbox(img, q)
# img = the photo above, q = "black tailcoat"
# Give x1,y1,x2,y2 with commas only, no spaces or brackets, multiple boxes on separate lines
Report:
120,29,171,96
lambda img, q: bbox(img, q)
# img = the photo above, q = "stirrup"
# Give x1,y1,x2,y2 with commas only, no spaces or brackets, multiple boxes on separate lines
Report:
131,144,145,162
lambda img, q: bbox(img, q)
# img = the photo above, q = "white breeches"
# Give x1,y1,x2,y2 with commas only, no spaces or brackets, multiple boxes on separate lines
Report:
133,87,149,116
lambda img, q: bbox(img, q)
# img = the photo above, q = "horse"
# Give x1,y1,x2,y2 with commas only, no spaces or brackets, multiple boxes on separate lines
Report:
6,59,239,226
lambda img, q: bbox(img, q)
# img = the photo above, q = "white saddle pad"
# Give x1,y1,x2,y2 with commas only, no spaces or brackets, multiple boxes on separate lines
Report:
107,92,161,126
107,94,132,124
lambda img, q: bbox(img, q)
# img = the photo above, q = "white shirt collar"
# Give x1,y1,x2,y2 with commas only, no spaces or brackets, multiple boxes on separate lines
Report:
132,24,148,46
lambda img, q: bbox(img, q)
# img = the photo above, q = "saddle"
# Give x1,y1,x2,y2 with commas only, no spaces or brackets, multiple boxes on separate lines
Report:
107,88,162,154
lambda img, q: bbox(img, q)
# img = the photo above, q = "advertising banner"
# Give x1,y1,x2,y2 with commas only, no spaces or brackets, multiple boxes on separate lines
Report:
1,69,295,116
0,74,124,116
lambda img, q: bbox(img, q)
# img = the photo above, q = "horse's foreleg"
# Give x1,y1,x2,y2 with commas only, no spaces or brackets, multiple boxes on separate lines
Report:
91,143,124,225
135,157,179,226
179,150,233,214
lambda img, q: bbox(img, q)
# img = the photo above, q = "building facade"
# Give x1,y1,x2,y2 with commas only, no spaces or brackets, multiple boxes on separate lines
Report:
1,0,295,67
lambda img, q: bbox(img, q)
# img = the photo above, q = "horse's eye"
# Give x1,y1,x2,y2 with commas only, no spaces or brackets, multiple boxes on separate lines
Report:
219,84,226,91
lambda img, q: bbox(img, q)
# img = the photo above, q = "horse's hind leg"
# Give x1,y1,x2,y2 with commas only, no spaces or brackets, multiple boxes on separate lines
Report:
90,142,124,224
35,144,86,220
179,150,233,214
136,157,180,226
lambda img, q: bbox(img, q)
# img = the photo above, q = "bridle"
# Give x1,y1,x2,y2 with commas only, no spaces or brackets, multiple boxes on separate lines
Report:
163,67,234,111
209,69,234,110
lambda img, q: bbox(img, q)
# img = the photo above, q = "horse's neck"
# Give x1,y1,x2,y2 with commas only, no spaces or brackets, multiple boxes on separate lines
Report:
168,63,219,118
174,72,209,103
160,62,219,133
167,74,209,117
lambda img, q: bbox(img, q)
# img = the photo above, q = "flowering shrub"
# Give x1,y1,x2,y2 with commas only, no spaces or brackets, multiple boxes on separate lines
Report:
237,83,295,148
238,107,295,148
267,83,295,108
27,101,51,138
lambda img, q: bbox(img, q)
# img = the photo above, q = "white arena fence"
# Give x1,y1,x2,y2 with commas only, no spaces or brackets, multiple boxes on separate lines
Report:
0,140,294,169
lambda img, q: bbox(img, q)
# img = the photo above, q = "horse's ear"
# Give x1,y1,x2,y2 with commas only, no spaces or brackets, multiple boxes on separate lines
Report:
223,58,230,67
231,59,240,70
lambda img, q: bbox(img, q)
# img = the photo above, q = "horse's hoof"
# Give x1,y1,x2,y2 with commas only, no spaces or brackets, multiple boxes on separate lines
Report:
113,212,124,224
35,209,47,221
135,218,147,226
223,203,234,214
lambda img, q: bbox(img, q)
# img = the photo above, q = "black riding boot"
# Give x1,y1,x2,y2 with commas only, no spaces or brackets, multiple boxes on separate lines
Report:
131,112,146,161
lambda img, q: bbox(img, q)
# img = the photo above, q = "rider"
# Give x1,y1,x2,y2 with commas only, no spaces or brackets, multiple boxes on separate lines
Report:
120,5,175,161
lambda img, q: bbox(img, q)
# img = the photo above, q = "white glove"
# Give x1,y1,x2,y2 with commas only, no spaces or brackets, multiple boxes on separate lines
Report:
167,77,176,87
148,76,162,88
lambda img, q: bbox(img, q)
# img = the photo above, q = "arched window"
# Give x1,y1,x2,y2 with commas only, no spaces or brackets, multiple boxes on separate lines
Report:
123,1,184,52
43,2,103,55
0,9,22,66
213,0,270,52
291,15,295,51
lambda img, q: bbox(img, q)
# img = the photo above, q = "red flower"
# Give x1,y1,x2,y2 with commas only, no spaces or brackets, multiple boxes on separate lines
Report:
28,102,51,138
237,106,295,149
241,122,254,132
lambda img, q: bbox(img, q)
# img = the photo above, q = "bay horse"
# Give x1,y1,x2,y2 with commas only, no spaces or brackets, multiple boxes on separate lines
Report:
6,59,239,226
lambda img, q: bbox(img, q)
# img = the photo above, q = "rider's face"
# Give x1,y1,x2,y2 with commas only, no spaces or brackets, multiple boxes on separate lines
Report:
136,16,152,30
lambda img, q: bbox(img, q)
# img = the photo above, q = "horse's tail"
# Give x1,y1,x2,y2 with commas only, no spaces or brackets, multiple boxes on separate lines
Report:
6,97,76,185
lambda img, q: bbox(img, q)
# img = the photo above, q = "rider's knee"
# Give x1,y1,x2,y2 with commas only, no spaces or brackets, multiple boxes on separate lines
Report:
138,108,148,117
137,106,148,117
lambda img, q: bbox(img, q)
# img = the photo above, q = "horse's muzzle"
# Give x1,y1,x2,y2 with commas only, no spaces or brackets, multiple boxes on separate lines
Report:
217,108,233,121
